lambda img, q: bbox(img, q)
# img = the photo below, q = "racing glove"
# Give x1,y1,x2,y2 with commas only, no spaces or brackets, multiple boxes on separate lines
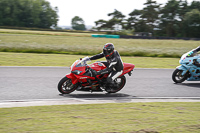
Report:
89,68,98,77
193,59,200,67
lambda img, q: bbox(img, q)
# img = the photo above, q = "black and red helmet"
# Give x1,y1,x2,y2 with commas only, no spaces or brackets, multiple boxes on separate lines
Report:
103,43,114,58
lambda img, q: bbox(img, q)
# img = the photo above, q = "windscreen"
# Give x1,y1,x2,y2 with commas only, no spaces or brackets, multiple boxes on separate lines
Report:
76,57,91,67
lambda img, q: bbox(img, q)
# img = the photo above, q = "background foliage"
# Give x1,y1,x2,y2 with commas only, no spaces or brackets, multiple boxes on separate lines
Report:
71,16,86,30
0,0,58,28
95,0,200,38
0,0,199,38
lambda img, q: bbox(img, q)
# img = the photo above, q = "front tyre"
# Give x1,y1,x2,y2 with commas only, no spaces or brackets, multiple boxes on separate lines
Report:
58,77,78,94
106,75,126,93
172,69,188,83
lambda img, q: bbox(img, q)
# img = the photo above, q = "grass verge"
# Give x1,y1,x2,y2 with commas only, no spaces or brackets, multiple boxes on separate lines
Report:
0,102,200,133
0,52,179,68
0,28,93,37
0,29,200,58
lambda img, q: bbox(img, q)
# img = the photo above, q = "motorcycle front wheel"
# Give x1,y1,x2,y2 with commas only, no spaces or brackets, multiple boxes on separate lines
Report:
58,77,78,94
105,75,126,93
172,69,189,83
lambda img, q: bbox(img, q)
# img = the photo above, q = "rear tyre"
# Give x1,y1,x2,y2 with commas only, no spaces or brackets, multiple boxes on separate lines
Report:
172,69,189,83
105,75,126,93
58,77,78,94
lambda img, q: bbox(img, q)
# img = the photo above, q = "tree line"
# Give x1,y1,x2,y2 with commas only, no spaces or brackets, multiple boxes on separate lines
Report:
0,0,199,38
0,0,58,28
95,0,200,38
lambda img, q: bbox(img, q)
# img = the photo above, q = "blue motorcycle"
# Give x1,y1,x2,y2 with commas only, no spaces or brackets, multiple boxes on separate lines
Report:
172,50,200,83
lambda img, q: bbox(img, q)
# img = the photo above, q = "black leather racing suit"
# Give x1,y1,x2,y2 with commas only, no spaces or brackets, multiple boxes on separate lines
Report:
89,50,124,83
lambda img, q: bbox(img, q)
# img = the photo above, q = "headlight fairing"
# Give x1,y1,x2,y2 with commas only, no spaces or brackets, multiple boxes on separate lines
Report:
71,70,82,75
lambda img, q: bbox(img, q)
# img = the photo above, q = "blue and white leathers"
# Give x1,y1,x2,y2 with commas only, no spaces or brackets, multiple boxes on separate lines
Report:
175,50,200,82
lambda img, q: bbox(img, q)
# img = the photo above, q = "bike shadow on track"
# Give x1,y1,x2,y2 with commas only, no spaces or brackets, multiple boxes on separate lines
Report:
59,93,136,101
174,83,200,88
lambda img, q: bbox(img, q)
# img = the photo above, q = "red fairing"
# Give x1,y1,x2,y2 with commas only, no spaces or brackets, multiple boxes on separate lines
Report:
122,63,135,75
89,62,106,71
67,59,107,85
66,58,135,85
66,73,79,85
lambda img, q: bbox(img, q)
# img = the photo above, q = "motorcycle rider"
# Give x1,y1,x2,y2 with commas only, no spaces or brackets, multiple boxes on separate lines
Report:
89,43,124,91
188,46,200,67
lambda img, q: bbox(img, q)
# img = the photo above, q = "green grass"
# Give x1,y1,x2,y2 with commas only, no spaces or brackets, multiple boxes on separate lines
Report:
0,28,93,37
0,52,179,68
0,29,200,58
0,102,200,133
1,29,200,133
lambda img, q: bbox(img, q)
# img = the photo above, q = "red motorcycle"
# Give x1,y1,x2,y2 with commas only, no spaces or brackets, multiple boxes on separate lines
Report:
58,57,135,94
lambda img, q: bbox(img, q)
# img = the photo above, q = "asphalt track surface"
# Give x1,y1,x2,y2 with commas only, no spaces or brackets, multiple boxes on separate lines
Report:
0,66,200,107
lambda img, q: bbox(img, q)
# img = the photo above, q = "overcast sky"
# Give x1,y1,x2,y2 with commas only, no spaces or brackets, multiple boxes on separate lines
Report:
46,0,195,26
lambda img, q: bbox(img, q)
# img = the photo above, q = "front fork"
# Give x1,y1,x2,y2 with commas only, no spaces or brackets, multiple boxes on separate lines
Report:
66,73,78,85
176,65,189,76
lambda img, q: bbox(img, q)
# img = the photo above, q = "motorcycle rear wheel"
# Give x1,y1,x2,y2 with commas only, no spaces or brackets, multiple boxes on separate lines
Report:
58,77,78,94
105,75,126,93
172,69,188,83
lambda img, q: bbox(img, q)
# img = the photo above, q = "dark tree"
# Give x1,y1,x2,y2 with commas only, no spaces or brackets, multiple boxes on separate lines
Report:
71,16,86,30
0,0,58,28
182,9,200,38
95,9,125,31
141,0,161,33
